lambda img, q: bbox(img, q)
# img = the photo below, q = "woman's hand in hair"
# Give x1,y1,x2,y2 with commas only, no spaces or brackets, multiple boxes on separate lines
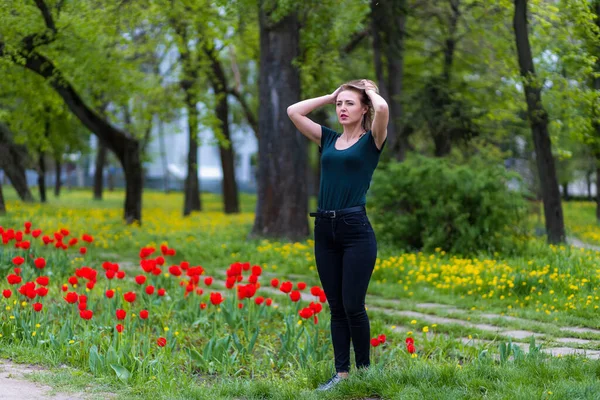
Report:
329,86,343,104
361,79,378,94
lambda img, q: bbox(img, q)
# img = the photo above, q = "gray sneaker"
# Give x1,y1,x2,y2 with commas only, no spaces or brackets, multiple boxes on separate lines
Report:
316,373,345,391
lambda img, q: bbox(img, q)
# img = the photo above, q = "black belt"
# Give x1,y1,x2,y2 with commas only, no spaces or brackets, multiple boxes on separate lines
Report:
309,205,365,219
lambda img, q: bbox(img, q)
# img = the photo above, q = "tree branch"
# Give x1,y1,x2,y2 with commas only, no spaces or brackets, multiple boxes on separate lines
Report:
34,0,57,33
342,27,371,54
228,87,258,139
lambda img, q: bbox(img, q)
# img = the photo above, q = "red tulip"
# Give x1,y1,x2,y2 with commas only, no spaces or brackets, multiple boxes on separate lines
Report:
2,289,11,298
64,292,78,304
251,265,262,276
168,265,182,276
157,288,166,296
279,281,293,293
378,334,387,344
405,337,414,345
265,298,273,306
309,302,323,313
12,256,25,266
68,238,78,246
13,268,21,275
270,278,279,288
145,285,155,295
204,277,213,286
210,292,224,305
79,247,87,255
139,310,149,319
33,302,43,312
105,289,115,299
116,309,126,320
35,287,48,297
297,282,307,290
299,307,314,319
155,256,165,265
407,343,415,354
200,302,207,310
60,228,70,236
371,338,380,347
116,271,125,279
135,275,147,285
106,270,116,280
68,276,78,286
79,309,93,320
82,234,94,243
78,303,87,311
24,221,32,230
289,290,301,302
255,296,264,305
32,229,42,238
123,292,136,303
7,274,22,285
116,324,124,333
36,276,49,286
238,303,244,309
86,281,94,290
157,337,167,347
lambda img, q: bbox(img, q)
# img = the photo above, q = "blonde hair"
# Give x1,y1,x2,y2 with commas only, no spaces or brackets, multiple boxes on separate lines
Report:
336,79,379,131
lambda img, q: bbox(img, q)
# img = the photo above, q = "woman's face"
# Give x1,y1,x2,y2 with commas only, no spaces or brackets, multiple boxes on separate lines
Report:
336,90,367,127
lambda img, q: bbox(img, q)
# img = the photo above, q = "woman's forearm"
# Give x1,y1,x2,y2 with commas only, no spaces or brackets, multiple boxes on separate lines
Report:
287,94,333,116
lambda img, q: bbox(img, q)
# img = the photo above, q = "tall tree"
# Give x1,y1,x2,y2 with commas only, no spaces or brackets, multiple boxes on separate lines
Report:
251,1,306,240
371,0,408,160
513,0,565,243
0,1,151,223
0,123,34,202
0,177,5,215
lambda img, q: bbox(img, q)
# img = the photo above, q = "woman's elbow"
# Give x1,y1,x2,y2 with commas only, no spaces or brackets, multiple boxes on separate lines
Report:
375,103,388,114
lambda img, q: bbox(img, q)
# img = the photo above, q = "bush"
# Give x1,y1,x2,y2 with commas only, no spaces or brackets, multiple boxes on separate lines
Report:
369,154,530,255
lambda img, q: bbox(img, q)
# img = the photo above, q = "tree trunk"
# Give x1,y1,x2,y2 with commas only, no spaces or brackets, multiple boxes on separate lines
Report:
252,3,307,240
513,0,565,244
371,0,408,161
0,124,34,202
54,158,61,197
38,153,47,203
204,40,240,214
562,183,569,201
3,47,143,223
94,143,107,200
123,139,143,224
183,94,201,216
216,100,240,214
0,178,5,215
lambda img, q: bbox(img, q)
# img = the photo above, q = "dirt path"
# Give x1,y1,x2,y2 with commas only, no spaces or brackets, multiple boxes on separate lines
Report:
0,359,85,400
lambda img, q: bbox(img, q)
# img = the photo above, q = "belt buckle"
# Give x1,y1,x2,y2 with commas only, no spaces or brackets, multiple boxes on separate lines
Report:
329,210,336,218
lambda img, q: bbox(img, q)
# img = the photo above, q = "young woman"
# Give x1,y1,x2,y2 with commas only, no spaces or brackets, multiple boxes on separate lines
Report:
287,79,389,390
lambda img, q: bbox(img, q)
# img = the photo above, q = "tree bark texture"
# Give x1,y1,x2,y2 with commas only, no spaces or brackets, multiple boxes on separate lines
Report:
54,158,61,197
94,143,107,200
0,123,34,202
204,40,240,214
370,0,408,161
513,0,565,243
252,3,308,240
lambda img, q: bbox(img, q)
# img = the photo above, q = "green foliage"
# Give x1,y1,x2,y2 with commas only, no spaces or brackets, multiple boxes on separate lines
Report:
369,154,530,255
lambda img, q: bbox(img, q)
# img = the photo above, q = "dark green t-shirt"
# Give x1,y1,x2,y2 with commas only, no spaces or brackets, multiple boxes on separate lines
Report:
318,125,386,211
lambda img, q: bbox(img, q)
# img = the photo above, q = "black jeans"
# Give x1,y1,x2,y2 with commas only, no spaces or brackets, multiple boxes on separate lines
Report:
313,209,377,373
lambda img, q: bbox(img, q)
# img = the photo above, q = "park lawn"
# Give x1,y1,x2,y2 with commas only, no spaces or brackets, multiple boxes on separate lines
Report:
1,188,600,399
